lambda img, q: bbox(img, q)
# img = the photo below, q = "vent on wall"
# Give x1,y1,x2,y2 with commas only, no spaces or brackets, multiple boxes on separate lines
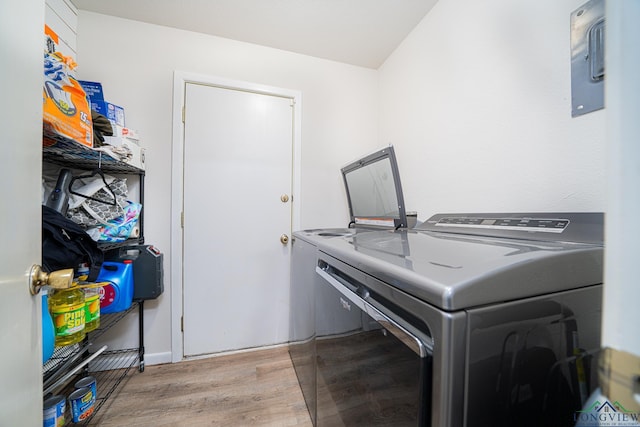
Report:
570,0,605,117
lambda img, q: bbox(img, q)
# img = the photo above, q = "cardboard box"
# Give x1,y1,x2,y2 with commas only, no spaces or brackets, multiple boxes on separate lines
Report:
111,124,140,142
78,80,104,101
92,101,125,127
102,137,145,170
78,80,126,127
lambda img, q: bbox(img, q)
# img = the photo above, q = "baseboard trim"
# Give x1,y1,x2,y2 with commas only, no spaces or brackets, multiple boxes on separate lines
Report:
144,351,173,366
139,345,293,367
182,342,290,362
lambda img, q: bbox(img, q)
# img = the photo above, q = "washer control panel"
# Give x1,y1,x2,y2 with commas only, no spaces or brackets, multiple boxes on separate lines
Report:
435,217,569,233
417,212,604,244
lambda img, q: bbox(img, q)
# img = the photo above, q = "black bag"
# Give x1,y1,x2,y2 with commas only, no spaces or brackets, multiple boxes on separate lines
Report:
42,205,104,281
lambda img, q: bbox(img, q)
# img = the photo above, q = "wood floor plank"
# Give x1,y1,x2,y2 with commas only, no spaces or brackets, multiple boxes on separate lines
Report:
90,347,313,426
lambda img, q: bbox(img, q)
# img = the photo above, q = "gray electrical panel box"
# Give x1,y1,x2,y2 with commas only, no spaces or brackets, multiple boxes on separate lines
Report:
571,0,605,117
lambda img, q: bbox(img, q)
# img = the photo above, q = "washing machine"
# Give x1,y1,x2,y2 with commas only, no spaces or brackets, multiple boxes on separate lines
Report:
289,145,410,424
314,212,604,426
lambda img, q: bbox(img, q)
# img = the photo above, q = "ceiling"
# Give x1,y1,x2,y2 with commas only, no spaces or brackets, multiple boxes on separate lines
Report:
70,0,439,69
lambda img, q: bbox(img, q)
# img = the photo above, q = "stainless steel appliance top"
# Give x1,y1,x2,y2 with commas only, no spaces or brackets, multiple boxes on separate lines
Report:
316,212,604,311
293,228,371,246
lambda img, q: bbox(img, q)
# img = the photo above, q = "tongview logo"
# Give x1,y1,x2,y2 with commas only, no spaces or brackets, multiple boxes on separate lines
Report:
575,399,640,426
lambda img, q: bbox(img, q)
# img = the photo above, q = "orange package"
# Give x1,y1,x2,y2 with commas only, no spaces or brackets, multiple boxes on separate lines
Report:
43,51,93,147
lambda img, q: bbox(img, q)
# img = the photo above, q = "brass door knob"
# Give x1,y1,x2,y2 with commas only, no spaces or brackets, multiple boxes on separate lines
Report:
280,234,289,245
29,264,74,295
280,194,289,203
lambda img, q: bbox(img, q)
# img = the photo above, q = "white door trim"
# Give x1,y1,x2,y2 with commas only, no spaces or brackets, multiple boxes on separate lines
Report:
170,71,302,362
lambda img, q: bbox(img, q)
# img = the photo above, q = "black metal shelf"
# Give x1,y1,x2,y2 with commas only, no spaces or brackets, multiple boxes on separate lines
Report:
98,238,144,251
43,301,145,425
42,129,147,425
43,302,139,391
43,129,145,175
46,347,139,426
43,130,146,245
82,348,139,425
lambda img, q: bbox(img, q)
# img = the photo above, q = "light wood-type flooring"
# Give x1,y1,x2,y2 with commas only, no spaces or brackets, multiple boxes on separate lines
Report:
90,346,313,426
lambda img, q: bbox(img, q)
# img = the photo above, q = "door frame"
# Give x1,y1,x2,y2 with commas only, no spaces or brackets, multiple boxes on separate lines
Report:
170,71,302,362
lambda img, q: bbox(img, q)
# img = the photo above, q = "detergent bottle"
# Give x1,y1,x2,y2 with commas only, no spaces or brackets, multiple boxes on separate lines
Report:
97,260,134,314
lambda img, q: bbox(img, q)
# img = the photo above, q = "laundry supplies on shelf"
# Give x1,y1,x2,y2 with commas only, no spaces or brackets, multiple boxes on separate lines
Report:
96,261,134,314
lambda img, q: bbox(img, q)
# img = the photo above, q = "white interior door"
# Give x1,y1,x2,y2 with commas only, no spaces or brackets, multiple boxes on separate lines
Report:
182,82,294,357
0,0,45,424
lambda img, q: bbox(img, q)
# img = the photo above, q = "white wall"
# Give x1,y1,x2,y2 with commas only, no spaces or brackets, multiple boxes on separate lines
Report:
379,0,606,219
77,0,610,363
45,0,78,59
75,12,379,361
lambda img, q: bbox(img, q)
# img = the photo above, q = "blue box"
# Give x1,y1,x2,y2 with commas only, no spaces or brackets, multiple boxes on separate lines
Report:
91,100,125,127
78,80,104,101
78,80,125,127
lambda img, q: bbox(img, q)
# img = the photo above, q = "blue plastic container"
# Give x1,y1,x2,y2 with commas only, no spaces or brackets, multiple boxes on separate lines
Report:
42,290,55,363
97,260,133,314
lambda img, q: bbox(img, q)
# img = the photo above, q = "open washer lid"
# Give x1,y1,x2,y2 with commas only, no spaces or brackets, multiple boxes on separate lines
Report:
341,145,407,229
